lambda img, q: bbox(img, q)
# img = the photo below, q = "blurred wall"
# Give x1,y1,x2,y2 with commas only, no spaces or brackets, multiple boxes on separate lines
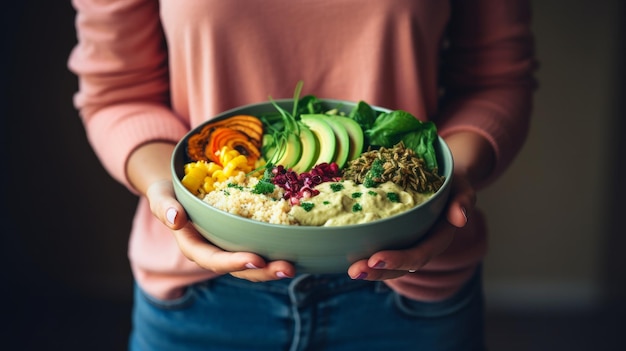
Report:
481,0,625,310
2,1,624,309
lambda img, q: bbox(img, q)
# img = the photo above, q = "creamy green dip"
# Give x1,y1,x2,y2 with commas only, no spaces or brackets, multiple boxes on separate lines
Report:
288,180,432,226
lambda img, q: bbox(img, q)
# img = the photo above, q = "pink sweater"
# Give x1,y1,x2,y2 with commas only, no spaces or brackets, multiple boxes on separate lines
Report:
69,0,535,301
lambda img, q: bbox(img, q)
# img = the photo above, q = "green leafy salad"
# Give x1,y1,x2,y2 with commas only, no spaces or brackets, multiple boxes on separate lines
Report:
259,82,440,173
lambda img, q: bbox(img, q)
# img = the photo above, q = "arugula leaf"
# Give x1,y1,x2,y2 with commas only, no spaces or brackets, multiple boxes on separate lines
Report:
298,95,323,115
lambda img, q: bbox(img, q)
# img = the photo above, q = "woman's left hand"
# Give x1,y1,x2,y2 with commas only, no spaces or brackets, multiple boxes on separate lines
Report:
346,173,476,281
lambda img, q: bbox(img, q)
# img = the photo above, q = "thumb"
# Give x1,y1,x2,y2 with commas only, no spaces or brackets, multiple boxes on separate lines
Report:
145,179,188,230
445,176,476,228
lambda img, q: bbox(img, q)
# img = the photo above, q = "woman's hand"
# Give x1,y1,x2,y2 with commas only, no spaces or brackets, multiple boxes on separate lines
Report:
128,141,296,282
346,173,476,280
346,130,491,280
146,180,297,281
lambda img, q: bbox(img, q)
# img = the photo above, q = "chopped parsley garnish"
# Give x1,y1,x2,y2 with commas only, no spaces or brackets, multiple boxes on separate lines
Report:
352,203,362,212
364,158,385,188
386,192,400,203
323,201,330,205
330,183,344,192
368,190,378,196
253,180,275,194
300,202,315,212
252,167,276,194
227,183,243,190
351,192,362,199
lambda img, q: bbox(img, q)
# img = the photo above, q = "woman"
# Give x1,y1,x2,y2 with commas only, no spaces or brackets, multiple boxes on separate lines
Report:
69,0,536,350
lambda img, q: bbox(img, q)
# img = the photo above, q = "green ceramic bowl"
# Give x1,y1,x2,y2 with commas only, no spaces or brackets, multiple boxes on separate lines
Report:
171,99,454,273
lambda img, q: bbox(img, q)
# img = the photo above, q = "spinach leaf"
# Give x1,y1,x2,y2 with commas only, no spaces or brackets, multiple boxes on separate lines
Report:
400,121,439,170
365,110,422,147
348,101,378,130
352,103,440,170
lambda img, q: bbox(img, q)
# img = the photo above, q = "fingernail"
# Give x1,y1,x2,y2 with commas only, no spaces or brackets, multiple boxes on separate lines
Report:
461,207,468,224
166,208,177,225
245,263,260,269
372,261,386,269
353,272,368,280
276,271,290,279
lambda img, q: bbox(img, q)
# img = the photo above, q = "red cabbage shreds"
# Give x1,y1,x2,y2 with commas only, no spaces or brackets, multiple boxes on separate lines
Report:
270,163,341,205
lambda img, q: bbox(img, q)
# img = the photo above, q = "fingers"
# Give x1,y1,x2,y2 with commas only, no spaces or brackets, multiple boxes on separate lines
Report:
145,180,188,230
446,175,476,228
230,260,296,282
145,180,296,282
347,219,457,281
142,178,295,282
172,222,296,281
446,202,468,229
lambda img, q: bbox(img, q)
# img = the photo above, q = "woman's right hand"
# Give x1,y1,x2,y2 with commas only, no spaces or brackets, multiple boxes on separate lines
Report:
145,179,296,281
127,141,295,282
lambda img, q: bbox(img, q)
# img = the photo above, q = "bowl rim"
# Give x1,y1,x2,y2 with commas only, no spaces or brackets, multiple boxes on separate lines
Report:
171,98,454,230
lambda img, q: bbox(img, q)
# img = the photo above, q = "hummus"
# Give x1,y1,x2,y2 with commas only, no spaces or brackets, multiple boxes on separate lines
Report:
288,180,432,226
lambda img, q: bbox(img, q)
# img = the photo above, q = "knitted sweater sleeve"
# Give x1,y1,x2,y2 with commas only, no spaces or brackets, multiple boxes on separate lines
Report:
68,0,188,191
436,0,537,188
384,0,536,301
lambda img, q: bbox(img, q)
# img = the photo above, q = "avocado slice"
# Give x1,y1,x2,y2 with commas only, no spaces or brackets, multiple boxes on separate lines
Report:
291,123,318,173
276,133,302,168
323,116,350,168
332,116,364,162
265,133,302,168
261,134,275,158
300,114,336,166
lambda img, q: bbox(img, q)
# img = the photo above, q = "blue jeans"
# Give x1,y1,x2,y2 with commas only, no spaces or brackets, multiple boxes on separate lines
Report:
129,269,485,351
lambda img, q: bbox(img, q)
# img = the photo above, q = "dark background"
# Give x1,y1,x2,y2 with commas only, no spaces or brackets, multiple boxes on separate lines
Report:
2,2,136,350
2,1,624,350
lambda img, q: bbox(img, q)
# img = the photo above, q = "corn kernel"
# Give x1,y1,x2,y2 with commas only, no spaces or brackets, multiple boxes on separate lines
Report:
222,163,236,178
202,176,215,193
230,155,247,167
206,162,222,174
212,169,227,182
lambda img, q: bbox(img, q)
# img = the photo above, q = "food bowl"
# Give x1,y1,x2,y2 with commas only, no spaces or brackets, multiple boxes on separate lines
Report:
171,99,453,273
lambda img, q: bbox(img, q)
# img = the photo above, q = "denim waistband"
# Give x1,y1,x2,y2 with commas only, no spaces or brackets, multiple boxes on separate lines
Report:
211,273,378,308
